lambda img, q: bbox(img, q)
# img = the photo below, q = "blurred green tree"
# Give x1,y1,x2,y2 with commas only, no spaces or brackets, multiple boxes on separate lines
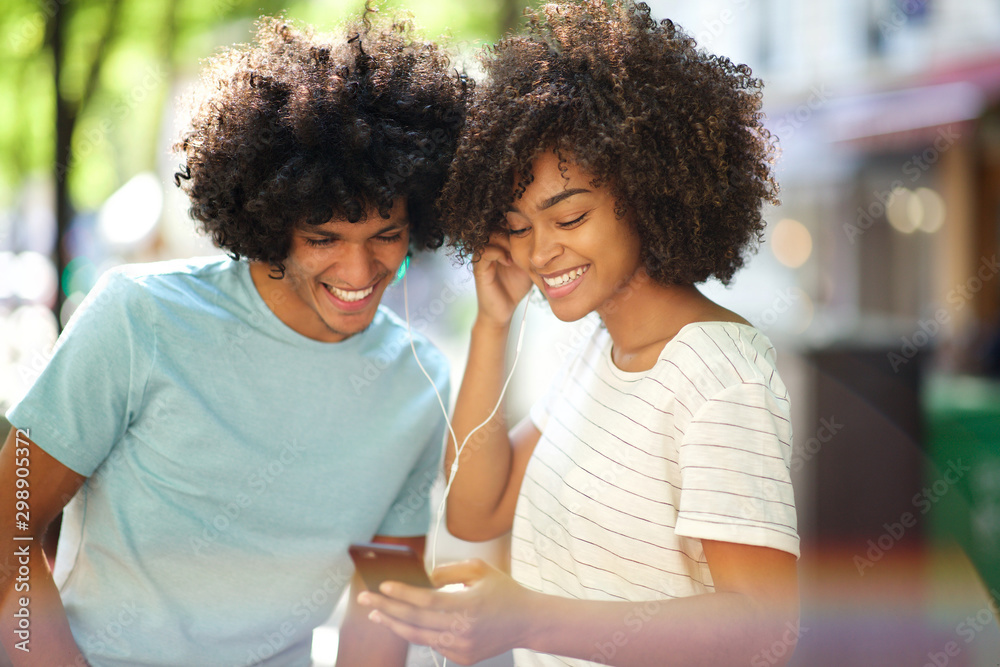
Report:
0,0,531,323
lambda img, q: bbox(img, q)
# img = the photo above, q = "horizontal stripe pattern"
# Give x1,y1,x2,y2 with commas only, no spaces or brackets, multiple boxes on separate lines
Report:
511,322,798,667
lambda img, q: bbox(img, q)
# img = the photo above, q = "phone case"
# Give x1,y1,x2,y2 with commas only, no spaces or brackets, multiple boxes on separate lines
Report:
348,542,434,591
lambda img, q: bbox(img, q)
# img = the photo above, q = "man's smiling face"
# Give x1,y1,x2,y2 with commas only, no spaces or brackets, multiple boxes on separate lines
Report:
253,198,410,342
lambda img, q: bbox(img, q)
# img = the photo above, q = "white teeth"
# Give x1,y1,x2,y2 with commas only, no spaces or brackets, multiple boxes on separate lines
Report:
327,284,375,302
543,266,588,288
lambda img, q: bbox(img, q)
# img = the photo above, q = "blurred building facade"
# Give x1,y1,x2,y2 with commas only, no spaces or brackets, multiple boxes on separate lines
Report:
641,1,1000,664
648,0,1000,365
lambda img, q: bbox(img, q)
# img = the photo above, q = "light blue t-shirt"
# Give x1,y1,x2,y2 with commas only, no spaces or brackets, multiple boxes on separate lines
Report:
6,257,448,666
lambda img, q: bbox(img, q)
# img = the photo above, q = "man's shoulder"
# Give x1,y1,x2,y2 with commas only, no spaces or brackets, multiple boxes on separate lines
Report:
110,255,235,288
370,305,434,346
75,256,245,334
367,306,450,372
97,255,242,305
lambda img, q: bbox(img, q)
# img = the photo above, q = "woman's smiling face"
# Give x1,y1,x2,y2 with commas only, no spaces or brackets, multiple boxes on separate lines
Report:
504,151,643,322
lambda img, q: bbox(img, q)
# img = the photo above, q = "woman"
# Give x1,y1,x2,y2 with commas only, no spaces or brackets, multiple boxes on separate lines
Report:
359,2,799,665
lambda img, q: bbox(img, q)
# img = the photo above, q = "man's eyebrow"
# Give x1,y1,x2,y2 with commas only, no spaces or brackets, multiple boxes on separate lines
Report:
305,221,408,239
507,188,591,214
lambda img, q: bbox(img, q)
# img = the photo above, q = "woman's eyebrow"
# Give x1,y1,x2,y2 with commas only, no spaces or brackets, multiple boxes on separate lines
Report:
507,188,592,214
539,188,591,209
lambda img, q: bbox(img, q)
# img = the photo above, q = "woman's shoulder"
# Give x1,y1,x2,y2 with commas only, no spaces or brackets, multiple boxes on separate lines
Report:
663,321,783,393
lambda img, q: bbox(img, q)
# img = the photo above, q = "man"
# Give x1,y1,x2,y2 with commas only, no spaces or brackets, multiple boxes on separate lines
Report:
0,14,469,666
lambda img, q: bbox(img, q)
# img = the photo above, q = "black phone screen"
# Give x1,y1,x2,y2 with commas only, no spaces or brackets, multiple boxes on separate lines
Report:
348,542,434,591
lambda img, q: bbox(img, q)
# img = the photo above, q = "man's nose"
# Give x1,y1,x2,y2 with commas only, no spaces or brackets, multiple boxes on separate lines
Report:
337,242,378,287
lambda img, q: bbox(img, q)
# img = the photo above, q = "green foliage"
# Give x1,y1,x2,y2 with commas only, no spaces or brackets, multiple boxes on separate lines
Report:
0,0,535,212
1,1,54,206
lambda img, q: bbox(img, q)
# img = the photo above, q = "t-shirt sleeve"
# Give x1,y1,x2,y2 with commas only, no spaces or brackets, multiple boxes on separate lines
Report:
375,370,449,537
5,269,155,476
675,381,799,558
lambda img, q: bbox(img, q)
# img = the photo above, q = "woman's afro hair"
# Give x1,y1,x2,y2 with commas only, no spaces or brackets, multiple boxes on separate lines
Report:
174,13,472,276
438,0,779,285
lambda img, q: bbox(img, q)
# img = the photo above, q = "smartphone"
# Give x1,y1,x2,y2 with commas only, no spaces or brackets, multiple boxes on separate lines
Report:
348,542,434,591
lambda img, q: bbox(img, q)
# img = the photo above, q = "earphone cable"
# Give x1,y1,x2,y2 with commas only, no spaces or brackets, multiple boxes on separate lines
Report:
402,272,530,667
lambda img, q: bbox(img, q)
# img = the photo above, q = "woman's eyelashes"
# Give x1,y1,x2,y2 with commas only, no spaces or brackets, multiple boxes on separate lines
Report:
557,212,589,228
506,212,590,237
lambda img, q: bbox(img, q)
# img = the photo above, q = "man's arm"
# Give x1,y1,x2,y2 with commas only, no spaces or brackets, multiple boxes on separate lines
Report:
0,427,87,666
335,534,427,667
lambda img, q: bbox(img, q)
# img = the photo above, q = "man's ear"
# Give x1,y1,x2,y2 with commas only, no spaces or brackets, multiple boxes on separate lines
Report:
393,254,412,284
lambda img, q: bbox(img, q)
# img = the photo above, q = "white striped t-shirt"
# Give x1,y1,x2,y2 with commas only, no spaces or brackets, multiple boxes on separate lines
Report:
510,321,798,667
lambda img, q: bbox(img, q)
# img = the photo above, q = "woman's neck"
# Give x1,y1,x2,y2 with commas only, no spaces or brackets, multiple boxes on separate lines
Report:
598,268,748,372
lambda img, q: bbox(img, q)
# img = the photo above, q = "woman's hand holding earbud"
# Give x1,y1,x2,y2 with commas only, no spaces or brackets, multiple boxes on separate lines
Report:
472,233,534,330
